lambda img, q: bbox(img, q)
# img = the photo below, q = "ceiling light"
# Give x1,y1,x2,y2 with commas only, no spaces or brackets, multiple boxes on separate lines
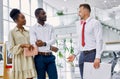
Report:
104,0,107,3
64,0,67,2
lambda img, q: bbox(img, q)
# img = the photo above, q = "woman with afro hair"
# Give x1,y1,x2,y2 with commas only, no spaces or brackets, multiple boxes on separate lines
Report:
8,9,37,79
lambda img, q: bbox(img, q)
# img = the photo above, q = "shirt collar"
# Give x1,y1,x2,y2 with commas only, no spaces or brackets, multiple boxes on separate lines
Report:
85,16,92,23
81,16,92,23
36,23,47,27
14,27,27,32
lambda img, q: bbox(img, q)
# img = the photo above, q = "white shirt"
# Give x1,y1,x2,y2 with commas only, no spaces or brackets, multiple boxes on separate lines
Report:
75,17,103,58
30,23,56,52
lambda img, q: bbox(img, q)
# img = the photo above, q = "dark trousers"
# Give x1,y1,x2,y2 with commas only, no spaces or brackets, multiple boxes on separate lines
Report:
34,54,58,79
79,51,96,79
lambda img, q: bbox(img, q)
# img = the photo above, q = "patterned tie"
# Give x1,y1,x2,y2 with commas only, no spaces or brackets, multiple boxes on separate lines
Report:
81,21,86,47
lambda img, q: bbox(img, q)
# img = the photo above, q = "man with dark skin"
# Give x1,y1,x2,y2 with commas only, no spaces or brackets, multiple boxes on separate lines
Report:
30,8,58,79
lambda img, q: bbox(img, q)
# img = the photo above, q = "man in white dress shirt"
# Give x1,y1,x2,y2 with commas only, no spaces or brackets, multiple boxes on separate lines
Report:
68,4,103,79
30,8,58,79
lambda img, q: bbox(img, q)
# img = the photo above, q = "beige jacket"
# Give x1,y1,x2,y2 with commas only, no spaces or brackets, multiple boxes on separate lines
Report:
8,27,37,79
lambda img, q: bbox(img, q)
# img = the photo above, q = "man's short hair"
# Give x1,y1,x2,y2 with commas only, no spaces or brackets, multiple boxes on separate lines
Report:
35,8,44,17
79,4,91,12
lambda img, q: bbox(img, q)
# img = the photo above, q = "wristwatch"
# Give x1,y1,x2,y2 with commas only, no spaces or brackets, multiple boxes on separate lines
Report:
43,42,47,46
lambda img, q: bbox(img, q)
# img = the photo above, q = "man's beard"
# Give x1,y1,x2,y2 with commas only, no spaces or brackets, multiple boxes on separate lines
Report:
80,16,84,20
38,17,46,22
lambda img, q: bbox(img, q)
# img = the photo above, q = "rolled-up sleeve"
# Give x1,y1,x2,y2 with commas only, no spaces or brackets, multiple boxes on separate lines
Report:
8,31,23,55
74,22,81,56
46,27,56,46
29,27,37,45
74,42,81,56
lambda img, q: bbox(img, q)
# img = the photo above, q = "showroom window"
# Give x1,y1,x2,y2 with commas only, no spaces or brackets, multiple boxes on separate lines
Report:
3,0,38,42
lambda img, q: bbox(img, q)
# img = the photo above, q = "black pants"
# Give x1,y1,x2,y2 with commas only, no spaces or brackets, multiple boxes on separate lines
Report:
79,51,96,79
34,54,58,79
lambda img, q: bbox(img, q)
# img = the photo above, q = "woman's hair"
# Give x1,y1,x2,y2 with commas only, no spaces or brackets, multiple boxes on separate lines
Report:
10,9,21,21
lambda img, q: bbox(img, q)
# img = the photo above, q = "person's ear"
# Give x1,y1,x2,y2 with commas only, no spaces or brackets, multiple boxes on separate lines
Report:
14,19,18,23
14,19,17,22
35,16,39,19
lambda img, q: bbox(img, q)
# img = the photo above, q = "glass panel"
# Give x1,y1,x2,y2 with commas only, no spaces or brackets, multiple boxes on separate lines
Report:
43,2,47,11
25,14,30,26
21,0,30,15
31,17,36,26
53,9,57,16
47,6,53,17
9,0,20,9
9,22,16,30
3,0,8,6
46,14,77,27
31,0,38,17
47,17,60,27
9,8,14,22
3,20,9,42
3,6,9,20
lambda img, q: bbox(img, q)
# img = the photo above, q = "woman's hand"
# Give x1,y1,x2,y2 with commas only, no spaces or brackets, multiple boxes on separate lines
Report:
28,45,34,51
20,44,34,51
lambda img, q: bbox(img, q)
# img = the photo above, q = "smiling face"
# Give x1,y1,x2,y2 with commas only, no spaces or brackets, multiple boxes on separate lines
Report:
36,10,47,22
78,4,91,20
78,6,85,20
